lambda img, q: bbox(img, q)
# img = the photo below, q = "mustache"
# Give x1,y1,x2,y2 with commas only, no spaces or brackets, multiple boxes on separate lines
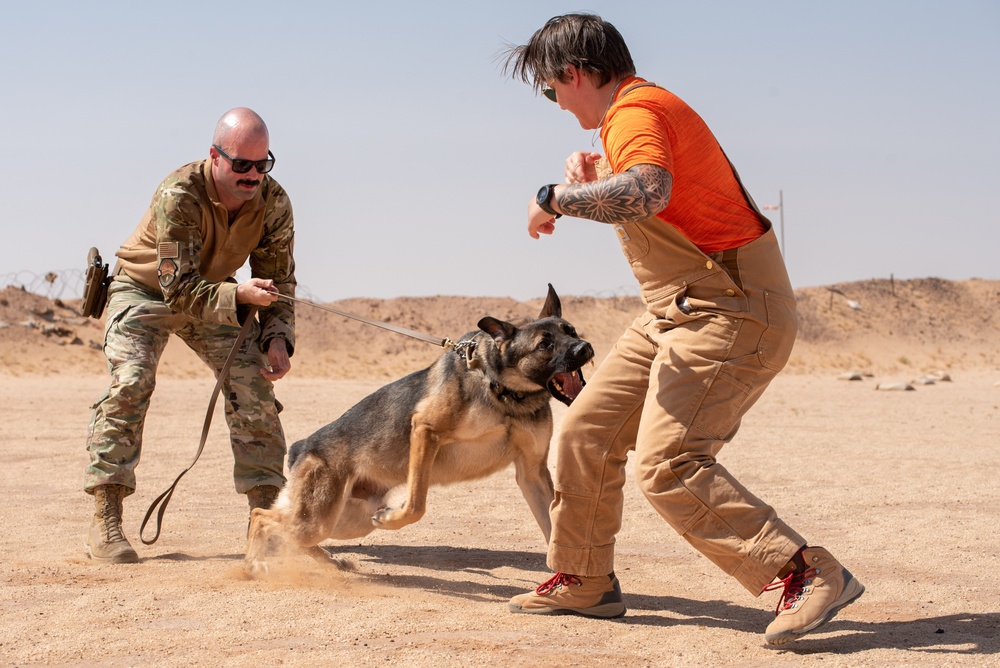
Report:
237,179,261,188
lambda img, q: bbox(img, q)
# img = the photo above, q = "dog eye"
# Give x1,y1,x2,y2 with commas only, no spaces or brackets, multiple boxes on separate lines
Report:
536,339,553,351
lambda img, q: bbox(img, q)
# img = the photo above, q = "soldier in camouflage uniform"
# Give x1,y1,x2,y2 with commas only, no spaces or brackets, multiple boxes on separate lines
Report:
84,108,296,563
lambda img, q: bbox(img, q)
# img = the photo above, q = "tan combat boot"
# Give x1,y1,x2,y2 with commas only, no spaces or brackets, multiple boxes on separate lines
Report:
508,572,626,618
247,484,281,510
85,484,139,564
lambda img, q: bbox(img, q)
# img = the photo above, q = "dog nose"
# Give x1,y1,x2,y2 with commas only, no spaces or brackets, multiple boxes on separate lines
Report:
572,341,595,363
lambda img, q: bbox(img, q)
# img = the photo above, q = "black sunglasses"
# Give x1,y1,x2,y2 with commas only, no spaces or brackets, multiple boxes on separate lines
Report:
212,145,276,174
542,86,558,103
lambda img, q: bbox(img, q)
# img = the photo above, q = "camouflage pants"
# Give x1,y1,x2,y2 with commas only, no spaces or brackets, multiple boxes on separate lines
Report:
84,277,286,497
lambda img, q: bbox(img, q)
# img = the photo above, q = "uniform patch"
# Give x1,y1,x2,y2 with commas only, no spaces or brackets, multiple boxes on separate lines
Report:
158,241,180,259
157,258,178,287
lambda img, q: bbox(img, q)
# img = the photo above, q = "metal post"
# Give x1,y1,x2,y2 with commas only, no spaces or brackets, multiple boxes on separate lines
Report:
779,189,785,257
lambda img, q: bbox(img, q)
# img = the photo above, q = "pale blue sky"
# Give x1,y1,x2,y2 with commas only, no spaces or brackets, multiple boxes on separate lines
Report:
2,1,998,301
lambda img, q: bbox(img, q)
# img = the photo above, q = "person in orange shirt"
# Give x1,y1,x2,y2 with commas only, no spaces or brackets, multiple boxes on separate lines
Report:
501,13,864,645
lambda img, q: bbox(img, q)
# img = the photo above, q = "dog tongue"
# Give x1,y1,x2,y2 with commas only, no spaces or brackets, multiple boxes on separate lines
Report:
558,371,584,399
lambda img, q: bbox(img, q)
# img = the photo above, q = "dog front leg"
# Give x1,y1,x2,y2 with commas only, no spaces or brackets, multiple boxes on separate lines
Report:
371,422,440,530
513,443,555,544
511,432,555,544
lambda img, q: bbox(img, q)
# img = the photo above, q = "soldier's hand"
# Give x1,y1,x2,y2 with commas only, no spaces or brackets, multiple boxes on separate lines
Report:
236,278,281,306
262,337,291,381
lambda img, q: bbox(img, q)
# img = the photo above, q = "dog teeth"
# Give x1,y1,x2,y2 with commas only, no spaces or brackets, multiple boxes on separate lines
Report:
551,378,570,399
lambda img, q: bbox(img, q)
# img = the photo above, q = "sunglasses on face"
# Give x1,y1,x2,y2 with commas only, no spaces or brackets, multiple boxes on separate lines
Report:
212,145,276,174
542,86,558,103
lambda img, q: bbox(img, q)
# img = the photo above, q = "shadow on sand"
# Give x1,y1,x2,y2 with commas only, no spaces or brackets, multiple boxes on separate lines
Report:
325,543,1000,657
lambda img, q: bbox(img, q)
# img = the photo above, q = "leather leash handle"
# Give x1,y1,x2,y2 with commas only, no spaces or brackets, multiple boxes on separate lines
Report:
139,305,260,545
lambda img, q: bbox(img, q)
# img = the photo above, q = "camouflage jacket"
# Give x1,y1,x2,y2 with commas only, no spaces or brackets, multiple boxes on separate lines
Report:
116,159,296,353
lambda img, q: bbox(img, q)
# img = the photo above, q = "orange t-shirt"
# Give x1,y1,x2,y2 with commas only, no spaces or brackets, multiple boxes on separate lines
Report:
601,77,765,253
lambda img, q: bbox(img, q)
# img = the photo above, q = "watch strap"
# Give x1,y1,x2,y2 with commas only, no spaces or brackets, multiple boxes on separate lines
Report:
538,184,562,218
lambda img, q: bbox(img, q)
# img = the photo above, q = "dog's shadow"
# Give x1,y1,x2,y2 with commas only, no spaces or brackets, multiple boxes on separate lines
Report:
326,543,1000,657
144,552,244,562
331,542,548,574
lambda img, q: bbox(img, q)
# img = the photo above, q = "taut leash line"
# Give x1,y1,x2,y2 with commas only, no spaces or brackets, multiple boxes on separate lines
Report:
274,293,456,349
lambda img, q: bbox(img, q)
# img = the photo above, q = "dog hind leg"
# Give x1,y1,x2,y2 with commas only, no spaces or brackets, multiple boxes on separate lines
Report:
246,506,290,577
245,452,354,576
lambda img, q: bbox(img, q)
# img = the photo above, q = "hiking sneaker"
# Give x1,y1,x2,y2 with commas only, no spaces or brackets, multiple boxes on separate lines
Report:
85,484,139,564
508,572,626,618
763,546,865,645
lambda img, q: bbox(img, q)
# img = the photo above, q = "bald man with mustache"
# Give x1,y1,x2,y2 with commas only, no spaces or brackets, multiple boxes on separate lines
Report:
83,108,296,563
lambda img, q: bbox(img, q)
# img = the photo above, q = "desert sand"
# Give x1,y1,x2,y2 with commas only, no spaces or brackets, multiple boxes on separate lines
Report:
1,279,999,667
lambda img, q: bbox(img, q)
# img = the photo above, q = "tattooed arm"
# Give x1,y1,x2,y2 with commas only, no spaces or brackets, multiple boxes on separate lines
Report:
527,163,672,238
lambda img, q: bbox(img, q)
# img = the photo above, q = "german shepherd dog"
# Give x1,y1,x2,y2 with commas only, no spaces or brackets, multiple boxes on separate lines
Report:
246,284,594,575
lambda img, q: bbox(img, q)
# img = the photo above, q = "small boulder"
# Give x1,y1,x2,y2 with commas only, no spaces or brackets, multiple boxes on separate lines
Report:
875,382,915,392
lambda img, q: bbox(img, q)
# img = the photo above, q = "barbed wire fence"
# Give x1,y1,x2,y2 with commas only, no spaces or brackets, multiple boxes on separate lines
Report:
2,268,639,304
1,269,88,301
1,268,321,304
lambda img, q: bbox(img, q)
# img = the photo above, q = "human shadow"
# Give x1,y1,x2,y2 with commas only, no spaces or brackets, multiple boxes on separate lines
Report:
756,613,1000,657
324,544,1000,656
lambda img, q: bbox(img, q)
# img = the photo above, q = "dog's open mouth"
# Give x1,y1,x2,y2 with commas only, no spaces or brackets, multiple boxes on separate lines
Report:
549,369,586,405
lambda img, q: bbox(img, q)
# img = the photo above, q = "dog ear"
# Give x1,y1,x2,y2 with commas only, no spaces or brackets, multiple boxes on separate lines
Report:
464,343,482,370
538,283,562,319
478,316,518,345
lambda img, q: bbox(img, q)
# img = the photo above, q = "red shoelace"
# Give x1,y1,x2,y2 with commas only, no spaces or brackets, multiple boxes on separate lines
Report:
536,572,582,595
761,567,818,615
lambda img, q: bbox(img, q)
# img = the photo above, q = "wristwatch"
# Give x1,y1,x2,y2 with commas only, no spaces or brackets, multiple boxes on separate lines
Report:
536,184,562,218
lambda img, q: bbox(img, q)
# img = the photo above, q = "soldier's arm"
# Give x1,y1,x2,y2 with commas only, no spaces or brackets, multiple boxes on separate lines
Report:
153,183,242,326
249,186,296,355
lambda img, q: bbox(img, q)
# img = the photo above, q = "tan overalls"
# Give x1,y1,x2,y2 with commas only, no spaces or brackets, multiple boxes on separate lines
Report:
547,160,805,594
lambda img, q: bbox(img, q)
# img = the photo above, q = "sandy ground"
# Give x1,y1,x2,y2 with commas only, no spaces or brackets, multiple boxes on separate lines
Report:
2,279,999,666
2,366,999,667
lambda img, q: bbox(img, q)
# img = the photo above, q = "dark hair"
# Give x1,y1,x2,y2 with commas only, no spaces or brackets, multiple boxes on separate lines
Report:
500,13,636,92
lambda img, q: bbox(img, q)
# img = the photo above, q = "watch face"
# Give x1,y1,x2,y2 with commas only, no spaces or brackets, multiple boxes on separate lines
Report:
536,184,551,205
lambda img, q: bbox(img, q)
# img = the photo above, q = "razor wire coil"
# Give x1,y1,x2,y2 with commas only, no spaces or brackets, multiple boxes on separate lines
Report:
1,269,321,302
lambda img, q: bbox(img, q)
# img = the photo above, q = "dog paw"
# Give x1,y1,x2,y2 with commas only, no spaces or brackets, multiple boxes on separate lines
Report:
371,507,408,530
245,559,271,579
307,546,355,571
